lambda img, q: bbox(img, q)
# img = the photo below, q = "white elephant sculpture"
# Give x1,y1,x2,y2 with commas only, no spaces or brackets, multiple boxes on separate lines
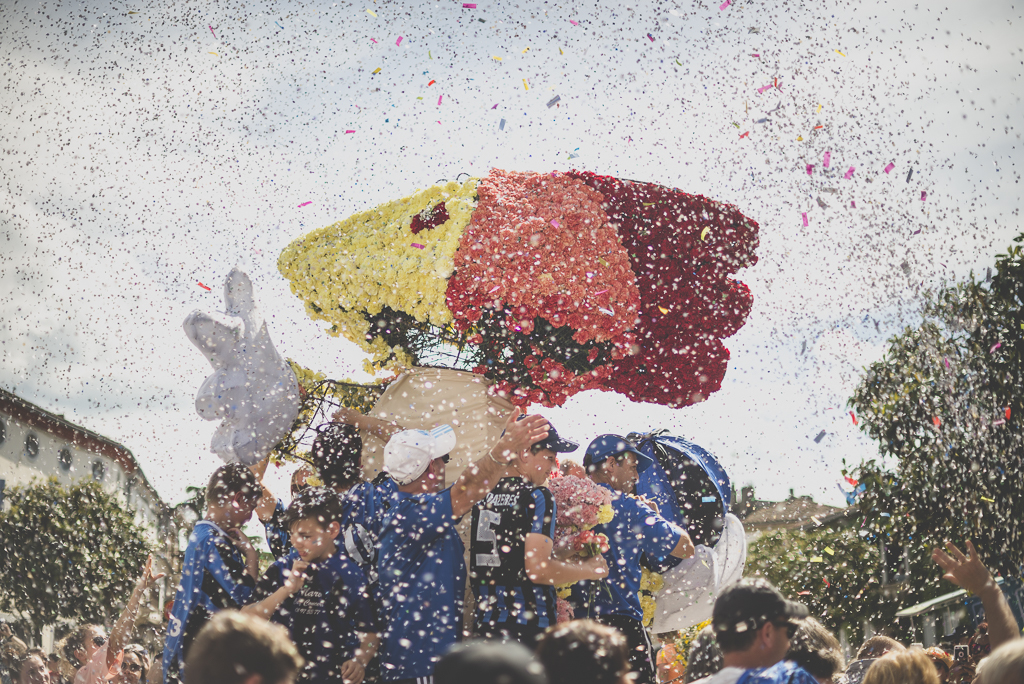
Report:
183,267,300,466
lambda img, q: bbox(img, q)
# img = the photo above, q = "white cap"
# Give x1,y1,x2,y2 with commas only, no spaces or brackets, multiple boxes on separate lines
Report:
383,425,458,485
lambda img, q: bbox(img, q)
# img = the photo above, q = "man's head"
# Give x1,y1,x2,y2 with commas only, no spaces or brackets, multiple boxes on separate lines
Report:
185,610,303,684
281,487,343,563
582,434,653,492
536,619,630,684
513,420,578,486
856,636,906,661
310,423,363,492
384,425,457,493
712,579,809,669
785,618,845,683
207,464,262,527
435,641,547,684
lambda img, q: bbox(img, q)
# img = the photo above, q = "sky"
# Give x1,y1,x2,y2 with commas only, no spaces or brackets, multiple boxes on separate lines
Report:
1,0,1021,510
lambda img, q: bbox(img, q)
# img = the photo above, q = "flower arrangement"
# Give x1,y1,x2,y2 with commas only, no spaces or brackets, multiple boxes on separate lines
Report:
639,567,665,627
279,169,759,408
546,474,615,623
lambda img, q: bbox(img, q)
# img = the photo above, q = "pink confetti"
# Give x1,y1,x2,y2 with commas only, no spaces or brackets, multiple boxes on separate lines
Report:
396,36,403,46
921,191,927,201
647,33,655,42
719,0,730,8
823,151,831,168
411,243,425,249
851,201,856,208
491,103,499,109
752,53,760,58
594,289,609,295
844,166,855,179
463,2,477,6
944,357,950,368
298,201,312,207
757,84,773,94
806,164,814,176
345,129,355,134
569,19,579,25
991,342,1002,353
209,25,217,39
488,285,501,293
370,38,378,43
438,95,443,105
551,219,561,228
884,162,895,174
993,419,1006,426
802,212,809,227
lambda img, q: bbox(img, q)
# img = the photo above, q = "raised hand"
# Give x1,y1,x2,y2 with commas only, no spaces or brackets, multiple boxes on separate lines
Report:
138,554,167,590
284,560,310,595
493,411,549,464
932,540,995,595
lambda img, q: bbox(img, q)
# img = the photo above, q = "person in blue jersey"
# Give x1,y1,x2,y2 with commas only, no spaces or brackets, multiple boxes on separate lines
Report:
243,488,380,684
570,434,695,684
377,412,550,684
688,579,815,684
163,464,263,684
469,422,608,646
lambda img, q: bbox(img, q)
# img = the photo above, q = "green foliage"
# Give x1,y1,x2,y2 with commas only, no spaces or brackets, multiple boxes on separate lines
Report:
849,234,1024,577
0,477,152,632
746,526,888,644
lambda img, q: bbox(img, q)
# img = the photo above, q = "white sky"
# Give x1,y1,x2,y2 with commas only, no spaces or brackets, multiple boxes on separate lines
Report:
1,0,1021,510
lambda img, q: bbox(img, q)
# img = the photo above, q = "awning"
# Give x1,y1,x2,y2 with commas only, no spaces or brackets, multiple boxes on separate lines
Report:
895,578,1005,617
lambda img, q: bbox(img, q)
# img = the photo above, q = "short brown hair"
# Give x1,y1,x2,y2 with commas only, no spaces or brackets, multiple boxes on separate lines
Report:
856,635,906,660
207,464,261,507
861,649,939,684
786,618,844,680
185,610,303,684
60,625,98,665
536,619,629,684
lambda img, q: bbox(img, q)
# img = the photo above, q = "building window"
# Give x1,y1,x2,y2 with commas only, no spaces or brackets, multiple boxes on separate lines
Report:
58,447,73,472
25,432,39,459
92,459,106,482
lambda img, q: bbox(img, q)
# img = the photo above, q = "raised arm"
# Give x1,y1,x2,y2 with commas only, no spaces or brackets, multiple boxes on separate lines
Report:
932,540,1020,652
525,534,608,585
108,555,165,668
332,406,406,444
449,411,549,519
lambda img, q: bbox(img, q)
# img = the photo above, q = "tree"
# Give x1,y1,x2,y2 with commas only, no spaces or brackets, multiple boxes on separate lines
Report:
0,477,152,634
745,525,890,645
848,234,1024,601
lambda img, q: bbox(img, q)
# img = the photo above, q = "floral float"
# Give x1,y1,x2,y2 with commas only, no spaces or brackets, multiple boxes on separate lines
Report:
278,169,759,408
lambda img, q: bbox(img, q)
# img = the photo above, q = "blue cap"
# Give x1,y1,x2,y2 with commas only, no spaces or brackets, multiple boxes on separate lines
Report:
583,434,654,474
513,415,578,453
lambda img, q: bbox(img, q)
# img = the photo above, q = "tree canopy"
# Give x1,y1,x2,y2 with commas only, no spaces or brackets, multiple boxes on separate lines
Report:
849,234,1024,578
0,477,152,633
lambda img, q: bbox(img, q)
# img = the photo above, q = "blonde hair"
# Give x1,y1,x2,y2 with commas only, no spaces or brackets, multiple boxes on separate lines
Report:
861,649,939,684
979,640,1024,684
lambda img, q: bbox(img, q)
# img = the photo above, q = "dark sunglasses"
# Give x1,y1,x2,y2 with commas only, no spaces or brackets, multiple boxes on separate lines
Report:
93,635,107,646
121,662,143,673
773,621,798,639
440,454,451,464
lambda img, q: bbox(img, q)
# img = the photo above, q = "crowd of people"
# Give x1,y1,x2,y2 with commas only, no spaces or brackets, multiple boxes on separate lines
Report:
2,408,1024,684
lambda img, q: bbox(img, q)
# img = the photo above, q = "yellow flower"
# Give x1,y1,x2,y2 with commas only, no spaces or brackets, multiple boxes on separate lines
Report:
597,504,615,525
278,179,479,369
640,594,657,627
555,585,573,598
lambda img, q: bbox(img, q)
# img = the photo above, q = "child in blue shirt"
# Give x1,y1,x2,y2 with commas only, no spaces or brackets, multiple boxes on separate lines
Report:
163,464,263,684
244,487,380,684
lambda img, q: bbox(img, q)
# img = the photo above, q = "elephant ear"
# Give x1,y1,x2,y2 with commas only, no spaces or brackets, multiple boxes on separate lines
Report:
224,265,263,341
183,310,244,368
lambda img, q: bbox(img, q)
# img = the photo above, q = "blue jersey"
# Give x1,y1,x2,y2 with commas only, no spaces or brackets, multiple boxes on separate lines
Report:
252,547,378,683
736,661,820,684
262,499,291,560
571,484,684,622
377,487,466,681
162,521,255,683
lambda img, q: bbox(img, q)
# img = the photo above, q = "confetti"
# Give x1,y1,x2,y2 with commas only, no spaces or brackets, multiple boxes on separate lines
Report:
372,67,381,74
275,21,284,29
411,243,425,249
845,166,855,179
701,496,717,503
208,52,219,56
850,411,857,425
523,79,529,90
198,282,211,291
884,162,895,174
546,95,561,107
944,357,950,368
921,191,927,201
551,219,560,228
492,56,503,61
823,151,831,168
594,289,609,295
739,131,749,138
658,306,669,315
569,19,579,25
522,47,530,53
647,33,655,42
798,591,812,596
428,80,436,86
366,9,377,16
933,416,941,426
751,53,760,58
396,36,403,46
499,118,506,130
370,38,377,43
700,226,711,241
209,25,217,39
757,84,774,94
991,342,1002,353
719,0,730,9
438,95,443,105
128,11,139,14
802,212,809,227
463,2,477,6
981,496,996,502
1007,407,1012,420
824,547,835,555
491,103,499,109
851,201,856,207
906,168,914,182
813,429,825,442
835,50,846,56
806,164,814,176
298,201,312,207
810,556,824,563
345,129,355,134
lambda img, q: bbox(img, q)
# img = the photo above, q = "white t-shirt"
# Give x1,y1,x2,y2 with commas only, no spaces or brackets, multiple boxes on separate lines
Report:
689,667,746,684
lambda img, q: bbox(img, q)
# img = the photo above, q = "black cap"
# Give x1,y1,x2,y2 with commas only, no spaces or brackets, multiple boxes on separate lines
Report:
510,415,579,453
311,422,362,488
435,641,547,684
712,579,809,637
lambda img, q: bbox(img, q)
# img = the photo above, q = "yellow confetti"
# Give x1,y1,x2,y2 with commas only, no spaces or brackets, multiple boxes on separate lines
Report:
598,257,609,267
366,9,377,16
209,52,219,56
523,79,529,90
700,226,710,242
817,104,822,113
128,10,139,14
797,135,804,141
981,496,995,503
492,56,502,61
658,306,669,315
372,67,381,74
559,47,564,55
835,49,846,56
824,547,835,555
810,556,824,563
522,47,530,54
